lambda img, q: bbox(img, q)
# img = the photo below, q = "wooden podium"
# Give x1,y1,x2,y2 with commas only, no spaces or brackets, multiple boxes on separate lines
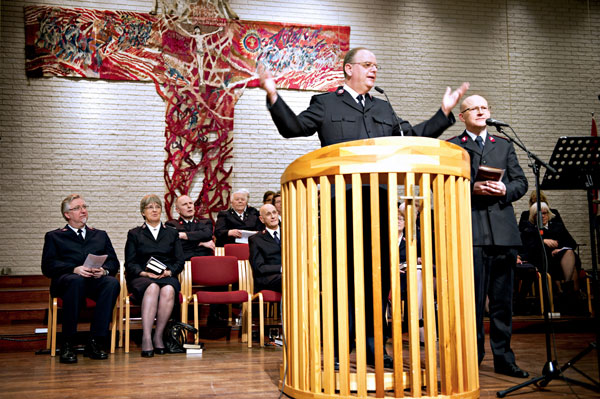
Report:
279,137,479,399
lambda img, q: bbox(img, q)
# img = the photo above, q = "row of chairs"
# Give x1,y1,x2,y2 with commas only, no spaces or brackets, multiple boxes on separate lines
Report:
516,263,593,315
46,244,281,356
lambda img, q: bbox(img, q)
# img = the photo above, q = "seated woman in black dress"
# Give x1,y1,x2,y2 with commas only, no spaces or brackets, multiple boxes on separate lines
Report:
125,194,184,357
520,201,581,299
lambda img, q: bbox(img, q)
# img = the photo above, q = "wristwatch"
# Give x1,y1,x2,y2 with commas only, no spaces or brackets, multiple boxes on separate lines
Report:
103,268,109,276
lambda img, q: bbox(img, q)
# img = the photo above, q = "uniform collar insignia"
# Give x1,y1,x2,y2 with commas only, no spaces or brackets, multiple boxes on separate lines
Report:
336,87,345,96
489,136,496,143
461,135,468,143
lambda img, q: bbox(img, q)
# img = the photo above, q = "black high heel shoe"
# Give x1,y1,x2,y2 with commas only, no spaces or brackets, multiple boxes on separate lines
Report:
141,350,154,358
154,347,166,355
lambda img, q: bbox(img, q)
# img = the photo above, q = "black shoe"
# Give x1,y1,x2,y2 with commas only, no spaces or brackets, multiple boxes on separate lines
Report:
154,347,166,355
367,354,394,369
141,350,154,358
59,341,77,364
84,338,108,360
494,362,529,378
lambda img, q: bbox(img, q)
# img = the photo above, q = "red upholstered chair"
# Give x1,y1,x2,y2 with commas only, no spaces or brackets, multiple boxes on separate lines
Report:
243,260,282,347
47,293,117,356
224,243,250,260
190,256,252,347
223,243,250,325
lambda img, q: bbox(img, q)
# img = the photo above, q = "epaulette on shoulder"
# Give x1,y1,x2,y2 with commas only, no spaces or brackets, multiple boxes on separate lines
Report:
491,135,508,141
88,226,96,230
60,228,68,232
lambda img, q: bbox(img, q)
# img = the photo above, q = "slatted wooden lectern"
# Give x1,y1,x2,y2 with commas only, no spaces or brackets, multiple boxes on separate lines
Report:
279,137,479,399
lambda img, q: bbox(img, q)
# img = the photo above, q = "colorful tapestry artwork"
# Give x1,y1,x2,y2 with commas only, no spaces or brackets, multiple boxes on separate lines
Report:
24,4,350,219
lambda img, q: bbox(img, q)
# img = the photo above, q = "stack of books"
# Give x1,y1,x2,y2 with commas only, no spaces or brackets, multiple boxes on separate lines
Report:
145,257,168,274
184,343,204,355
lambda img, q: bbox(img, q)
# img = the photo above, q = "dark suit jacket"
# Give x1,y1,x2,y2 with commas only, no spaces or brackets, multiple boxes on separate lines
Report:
248,230,281,292
124,223,184,281
42,225,119,281
268,86,456,147
518,208,563,232
448,132,528,247
214,207,264,247
166,216,213,260
520,218,577,266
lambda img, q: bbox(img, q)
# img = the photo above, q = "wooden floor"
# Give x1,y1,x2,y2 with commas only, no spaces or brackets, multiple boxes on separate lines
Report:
0,331,598,399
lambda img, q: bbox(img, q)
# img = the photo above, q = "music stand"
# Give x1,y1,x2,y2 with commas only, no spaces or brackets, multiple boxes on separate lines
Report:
540,136,600,390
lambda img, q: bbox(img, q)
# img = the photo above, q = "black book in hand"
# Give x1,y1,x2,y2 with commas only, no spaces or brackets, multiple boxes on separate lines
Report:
475,165,505,182
145,257,167,274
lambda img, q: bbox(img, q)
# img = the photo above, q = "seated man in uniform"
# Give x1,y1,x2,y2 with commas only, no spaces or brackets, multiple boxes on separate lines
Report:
41,194,120,364
248,204,282,293
214,189,264,247
166,195,214,260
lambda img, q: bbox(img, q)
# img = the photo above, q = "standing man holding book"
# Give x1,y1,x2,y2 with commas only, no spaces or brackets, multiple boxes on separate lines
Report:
448,95,529,377
41,194,120,364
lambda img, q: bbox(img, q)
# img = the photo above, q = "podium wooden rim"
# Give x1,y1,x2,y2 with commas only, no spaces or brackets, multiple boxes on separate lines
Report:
281,137,470,184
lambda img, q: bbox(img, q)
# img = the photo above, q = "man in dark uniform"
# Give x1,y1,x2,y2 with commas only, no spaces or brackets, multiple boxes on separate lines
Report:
259,47,469,146
249,204,282,293
41,194,120,364
214,189,264,247
166,194,214,260
448,95,529,378
259,47,469,367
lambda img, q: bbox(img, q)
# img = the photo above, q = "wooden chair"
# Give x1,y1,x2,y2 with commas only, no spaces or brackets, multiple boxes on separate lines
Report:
47,291,117,356
189,255,252,347
242,260,282,347
119,261,189,353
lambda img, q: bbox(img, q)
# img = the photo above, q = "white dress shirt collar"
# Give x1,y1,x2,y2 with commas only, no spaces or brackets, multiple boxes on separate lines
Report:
465,129,487,144
67,224,86,239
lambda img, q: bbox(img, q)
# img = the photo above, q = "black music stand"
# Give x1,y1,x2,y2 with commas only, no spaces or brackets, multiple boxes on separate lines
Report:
540,136,600,390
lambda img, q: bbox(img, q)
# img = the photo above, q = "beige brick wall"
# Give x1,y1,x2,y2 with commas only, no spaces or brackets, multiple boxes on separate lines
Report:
1,0,598,274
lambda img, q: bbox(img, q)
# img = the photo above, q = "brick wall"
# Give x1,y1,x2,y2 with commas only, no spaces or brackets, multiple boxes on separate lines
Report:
1,0,598,274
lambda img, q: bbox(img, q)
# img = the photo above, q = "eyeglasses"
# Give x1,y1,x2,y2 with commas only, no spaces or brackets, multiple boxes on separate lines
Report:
145,204,162,211
69,205,88,212
461,105,490,113
349,61,380,71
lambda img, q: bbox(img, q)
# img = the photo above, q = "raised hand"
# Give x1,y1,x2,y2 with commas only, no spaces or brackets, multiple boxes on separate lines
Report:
257,63,278,104
441,82,470,115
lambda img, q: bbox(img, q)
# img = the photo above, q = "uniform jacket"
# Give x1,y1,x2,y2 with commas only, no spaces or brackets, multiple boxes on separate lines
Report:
166,216,214,260
214,206,264,247
124,223,184,280
448,131,528,246
42,225,119,279
268,86,456,147
248,230,282,291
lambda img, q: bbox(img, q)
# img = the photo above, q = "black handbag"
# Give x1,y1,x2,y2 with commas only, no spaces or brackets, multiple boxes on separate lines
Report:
163,321,198,353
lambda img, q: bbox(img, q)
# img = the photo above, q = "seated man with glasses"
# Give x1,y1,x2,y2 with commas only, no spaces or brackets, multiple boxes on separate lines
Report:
258,46,469,147
42,194,121,364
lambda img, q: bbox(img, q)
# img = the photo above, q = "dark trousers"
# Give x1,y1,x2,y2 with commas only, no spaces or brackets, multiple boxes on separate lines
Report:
332,185,390,360
51,274,120,340
473,246,517,366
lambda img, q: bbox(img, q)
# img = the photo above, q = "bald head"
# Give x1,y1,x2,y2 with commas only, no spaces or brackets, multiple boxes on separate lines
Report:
175,195,195,220
259,203,279,230
459,95,490,134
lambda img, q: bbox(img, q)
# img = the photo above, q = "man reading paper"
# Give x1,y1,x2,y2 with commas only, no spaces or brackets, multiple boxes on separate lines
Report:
42,194,120,364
